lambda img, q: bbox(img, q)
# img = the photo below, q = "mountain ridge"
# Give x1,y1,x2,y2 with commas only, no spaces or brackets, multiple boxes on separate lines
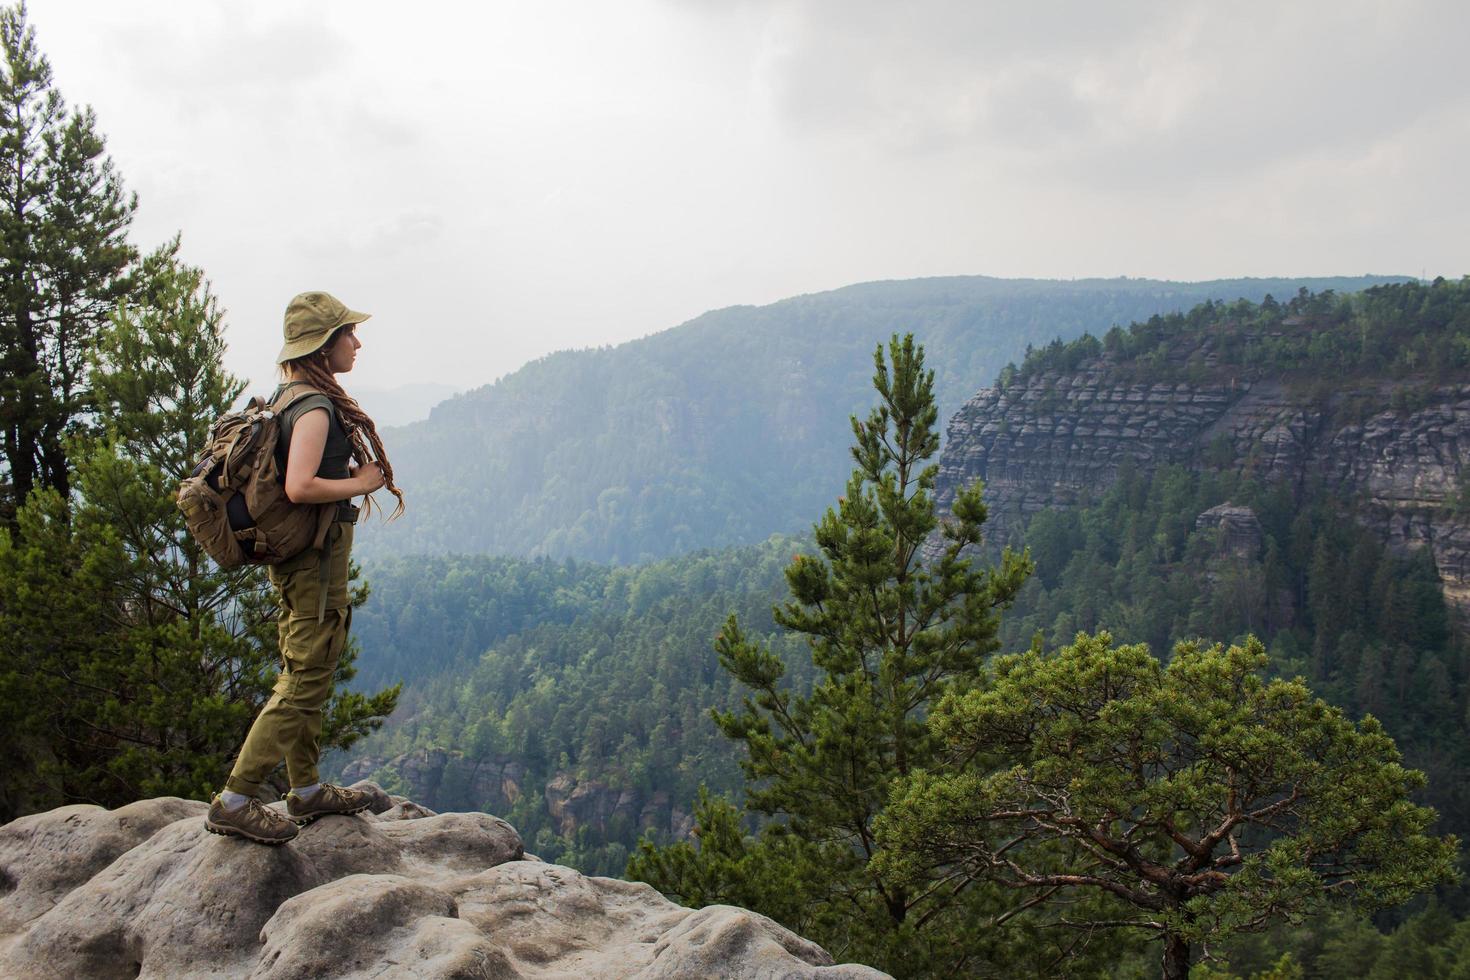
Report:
364,274,1404,564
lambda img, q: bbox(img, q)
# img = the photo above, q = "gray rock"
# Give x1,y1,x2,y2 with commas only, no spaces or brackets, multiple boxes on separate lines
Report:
933,366,1470,620
0,795,887,979
346,780,395,815
374,801,439,821
253,874,509,979
0,796,204,938
449,861,887,978
1196,504,1264,559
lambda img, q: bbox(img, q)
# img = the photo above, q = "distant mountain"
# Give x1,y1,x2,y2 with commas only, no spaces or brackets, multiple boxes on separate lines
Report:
351,382,463,428
361,275,1407,564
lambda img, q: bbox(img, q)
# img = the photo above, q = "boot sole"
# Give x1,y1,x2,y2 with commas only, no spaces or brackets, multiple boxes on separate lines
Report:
204,820,297,845
287,800,373,826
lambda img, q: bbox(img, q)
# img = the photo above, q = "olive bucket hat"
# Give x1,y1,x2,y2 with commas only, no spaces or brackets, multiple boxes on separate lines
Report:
276,291,372,364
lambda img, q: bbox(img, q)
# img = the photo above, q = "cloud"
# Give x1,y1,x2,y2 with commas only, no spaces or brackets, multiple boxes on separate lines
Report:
109,10,347,98
746,0,1470,189
23,0,1469,393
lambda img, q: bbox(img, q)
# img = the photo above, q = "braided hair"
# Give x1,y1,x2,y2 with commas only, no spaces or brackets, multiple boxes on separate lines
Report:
283,330,406,520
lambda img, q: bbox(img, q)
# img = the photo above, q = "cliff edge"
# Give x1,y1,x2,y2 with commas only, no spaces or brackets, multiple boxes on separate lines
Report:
935,369,1470,615
0,783,887,979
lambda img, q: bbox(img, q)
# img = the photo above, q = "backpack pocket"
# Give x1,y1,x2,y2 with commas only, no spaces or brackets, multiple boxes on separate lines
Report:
177,477,244,569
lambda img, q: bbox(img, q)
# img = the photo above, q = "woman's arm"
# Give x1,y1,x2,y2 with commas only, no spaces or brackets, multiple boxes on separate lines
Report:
282,408,385,504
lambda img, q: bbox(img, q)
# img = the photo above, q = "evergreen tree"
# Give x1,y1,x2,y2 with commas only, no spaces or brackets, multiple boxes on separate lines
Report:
0,2,136,532
0,244,397,817
630,335,1037,975
875,631,1459,980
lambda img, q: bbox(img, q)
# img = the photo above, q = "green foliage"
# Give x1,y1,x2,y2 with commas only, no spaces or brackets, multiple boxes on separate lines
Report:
875,630,1459,976
623,787,829,936
338,535,811,876
1192,952,1304,980
0,245,398,818
629,335,1037,976
1013,279,1470,388
347,552,612,691
0,2,137,530
993,465,1470,848
0,10,398,819
1125,903,1470,979
363,276,1400,564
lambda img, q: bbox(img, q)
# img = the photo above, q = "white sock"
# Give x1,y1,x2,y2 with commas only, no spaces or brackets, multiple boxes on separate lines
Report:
292,783,321,799
220,790,250,810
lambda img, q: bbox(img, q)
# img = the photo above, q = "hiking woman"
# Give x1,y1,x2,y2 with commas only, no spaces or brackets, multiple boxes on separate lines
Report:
206,291,405,844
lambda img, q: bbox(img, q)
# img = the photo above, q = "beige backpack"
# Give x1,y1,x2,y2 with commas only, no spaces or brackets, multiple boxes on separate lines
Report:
177,384,336,569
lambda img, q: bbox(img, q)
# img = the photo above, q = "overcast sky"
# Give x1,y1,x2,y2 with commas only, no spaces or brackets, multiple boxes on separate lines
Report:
28,0,1470,392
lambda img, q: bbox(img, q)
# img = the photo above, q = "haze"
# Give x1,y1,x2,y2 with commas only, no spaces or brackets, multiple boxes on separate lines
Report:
28,0,1469,392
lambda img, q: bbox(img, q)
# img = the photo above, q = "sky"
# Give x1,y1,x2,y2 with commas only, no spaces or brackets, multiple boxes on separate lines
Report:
27,0,1470,393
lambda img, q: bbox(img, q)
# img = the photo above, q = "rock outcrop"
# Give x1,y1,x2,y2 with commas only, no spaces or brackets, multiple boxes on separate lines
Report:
0,784,886,979
1195,504,1264,560
340,750,527,817
340,753,695,841
935,369,1470,615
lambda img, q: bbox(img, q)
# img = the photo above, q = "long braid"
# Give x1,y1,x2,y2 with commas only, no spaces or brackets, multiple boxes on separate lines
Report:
287,345,406,520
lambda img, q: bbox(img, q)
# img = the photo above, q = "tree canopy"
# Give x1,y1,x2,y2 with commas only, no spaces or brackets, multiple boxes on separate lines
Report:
875,631,1460,978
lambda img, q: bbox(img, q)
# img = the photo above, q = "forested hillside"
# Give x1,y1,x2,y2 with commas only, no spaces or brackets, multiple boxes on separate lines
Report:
326,285,1470,979
336,535,816,873
362,275,1400,564
997,464,1469,841
342,455,1470,883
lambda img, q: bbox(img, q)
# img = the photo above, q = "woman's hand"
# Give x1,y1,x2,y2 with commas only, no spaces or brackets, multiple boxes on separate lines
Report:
353,461,386,495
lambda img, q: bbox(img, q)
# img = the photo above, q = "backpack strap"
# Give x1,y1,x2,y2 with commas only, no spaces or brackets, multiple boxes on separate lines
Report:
270,381,328,416
217,424,254,492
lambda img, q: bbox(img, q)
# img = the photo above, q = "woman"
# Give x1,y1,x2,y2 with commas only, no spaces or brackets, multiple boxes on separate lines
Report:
206,291,405,845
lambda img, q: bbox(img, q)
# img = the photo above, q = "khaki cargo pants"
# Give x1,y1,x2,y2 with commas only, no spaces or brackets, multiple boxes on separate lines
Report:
225,522,354,795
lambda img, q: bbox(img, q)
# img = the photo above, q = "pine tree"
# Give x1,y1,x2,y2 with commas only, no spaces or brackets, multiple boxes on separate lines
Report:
875,631,1458,980
630,335,1038,975
0,2,136,533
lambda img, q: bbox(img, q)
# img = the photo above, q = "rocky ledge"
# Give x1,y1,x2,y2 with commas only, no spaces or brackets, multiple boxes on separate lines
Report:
0,783,886,979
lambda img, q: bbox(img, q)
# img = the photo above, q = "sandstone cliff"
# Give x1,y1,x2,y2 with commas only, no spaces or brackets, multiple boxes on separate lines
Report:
0,783,886,979
934,366,1470,613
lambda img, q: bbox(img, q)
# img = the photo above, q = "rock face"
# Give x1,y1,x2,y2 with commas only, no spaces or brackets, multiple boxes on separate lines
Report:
1195,504,1265,560
0,784,886,979
936,369,1470,615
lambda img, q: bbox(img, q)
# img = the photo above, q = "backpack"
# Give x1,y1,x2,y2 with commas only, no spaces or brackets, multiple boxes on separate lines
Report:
176,384,337,569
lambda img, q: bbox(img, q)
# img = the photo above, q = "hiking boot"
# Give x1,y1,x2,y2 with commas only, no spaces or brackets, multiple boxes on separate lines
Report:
205,795,299,845
285,782,374,825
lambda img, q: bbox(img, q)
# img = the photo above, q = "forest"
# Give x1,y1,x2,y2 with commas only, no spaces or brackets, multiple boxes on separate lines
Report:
1,3,1468,974
340,282,1470,976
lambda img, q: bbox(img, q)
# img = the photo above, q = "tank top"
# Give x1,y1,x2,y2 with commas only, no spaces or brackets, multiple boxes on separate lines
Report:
273,382,353,480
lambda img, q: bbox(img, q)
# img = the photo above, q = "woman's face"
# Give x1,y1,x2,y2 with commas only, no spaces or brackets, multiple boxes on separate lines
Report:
323,324,361,374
